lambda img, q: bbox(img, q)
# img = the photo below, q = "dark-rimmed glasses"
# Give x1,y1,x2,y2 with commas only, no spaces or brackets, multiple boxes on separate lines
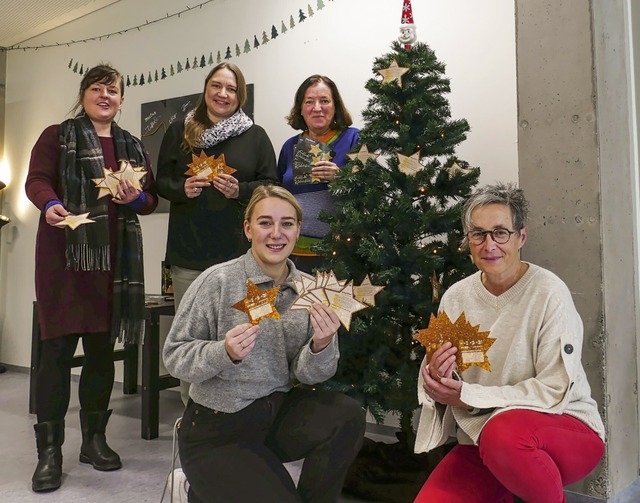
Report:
465,228,517,245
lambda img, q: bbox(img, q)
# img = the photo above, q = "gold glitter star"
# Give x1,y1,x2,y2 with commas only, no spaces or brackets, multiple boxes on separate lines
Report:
232,280,281,325
185,152,237,182
414,311,496,373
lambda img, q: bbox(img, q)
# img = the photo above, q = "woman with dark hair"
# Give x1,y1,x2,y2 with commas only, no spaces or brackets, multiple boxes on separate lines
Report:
413,182,605,503
157,62,278,404
25,64,157,492
278,75,359,272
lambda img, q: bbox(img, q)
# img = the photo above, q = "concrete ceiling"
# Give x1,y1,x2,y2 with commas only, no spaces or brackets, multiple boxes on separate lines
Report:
0,0,121,49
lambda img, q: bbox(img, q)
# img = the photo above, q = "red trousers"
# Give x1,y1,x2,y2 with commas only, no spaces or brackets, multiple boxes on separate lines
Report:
414,410,604,503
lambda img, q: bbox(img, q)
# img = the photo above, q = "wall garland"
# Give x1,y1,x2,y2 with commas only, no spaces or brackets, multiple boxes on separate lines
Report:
59,0,335,87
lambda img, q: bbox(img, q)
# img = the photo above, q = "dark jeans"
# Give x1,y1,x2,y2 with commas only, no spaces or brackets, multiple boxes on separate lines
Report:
179,387,366,503
36,332,115,422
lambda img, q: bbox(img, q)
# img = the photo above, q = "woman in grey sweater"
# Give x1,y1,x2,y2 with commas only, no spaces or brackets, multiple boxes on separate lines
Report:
163,185,365,503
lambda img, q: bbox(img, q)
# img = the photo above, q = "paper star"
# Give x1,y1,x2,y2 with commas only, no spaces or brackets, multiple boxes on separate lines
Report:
397,150,424,175
309,144,323,156
347,145,380,165
110,161,147,191
414,311,496,373
185,152,237,182
232,280,281,325
92,167,121,199
326,289,367,331
377,59,410,87
53,213,95,230
447,162,476,177
430,271,442,303
354,275,385,306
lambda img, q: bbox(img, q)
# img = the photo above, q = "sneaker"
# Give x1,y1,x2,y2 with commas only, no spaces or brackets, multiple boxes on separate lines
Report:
168,468,189,503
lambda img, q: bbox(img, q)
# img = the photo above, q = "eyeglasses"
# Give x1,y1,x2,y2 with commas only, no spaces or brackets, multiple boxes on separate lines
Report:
465,228,517,245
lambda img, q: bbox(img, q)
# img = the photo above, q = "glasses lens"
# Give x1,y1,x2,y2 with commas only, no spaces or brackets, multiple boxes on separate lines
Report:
468,231,485,244
492,229,511,243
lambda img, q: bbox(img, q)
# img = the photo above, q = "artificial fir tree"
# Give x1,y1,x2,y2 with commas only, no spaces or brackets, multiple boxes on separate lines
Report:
316,40,480,447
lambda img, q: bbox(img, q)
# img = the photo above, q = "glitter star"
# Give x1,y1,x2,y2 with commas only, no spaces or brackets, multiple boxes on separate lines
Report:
232,280,280,325
185,152,237,181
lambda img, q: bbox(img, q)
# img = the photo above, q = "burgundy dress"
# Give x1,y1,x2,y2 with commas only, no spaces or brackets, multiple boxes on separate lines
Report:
25,125,157,340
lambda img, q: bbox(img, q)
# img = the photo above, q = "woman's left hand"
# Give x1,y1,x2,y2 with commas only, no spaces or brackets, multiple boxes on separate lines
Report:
422,364,467,408
112,179,142,205
213,174,239,199
311,161,339,182
309,303,340,353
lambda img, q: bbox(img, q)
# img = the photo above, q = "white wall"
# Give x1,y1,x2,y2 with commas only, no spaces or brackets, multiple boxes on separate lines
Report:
0,0,517,369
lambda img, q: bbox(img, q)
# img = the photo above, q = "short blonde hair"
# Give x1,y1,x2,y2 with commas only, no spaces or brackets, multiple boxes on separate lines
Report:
244,185,303,223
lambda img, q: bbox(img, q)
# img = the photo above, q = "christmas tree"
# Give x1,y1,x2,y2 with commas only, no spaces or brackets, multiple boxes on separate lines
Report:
315,39,480,446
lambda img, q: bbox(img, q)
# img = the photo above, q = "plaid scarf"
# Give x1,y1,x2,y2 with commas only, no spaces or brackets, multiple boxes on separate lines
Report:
59,115,147,344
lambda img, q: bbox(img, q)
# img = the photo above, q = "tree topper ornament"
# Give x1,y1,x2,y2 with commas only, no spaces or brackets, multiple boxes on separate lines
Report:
399,0,417,49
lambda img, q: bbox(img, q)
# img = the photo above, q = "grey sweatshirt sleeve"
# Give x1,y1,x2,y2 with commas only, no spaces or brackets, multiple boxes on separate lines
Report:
291,334,340,385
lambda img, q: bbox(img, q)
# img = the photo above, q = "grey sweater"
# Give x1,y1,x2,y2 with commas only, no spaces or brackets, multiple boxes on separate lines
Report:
415,263,605,453
163,250,339,412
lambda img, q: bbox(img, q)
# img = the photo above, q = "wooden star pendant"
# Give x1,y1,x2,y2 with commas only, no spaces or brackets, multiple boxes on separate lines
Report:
92,167,121,199
354,275,385,307
397,150,424,175
53,213,95,230
110,161,147,191
414,311,496,373
377,59,410,87
185,151,237,182
232,280,281,325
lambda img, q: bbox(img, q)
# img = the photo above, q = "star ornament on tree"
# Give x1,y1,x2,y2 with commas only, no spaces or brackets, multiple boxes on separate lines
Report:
376,59,410,87
347,145,380,173
185,152,237,182
397,150,425,175
413,311,496,373
232,280,281,325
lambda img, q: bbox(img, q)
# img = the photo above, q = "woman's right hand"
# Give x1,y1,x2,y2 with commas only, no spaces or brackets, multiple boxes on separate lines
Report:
184,174,210,199
45,204,70,226
225,323,259,361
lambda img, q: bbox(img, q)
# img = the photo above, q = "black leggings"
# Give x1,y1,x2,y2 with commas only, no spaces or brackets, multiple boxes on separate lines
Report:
36,333,115,422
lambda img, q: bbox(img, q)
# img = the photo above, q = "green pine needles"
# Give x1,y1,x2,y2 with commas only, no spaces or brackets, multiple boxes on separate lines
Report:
315,40,480,444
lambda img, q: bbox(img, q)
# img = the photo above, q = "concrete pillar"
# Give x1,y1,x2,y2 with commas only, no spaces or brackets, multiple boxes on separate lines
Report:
516,0,640,500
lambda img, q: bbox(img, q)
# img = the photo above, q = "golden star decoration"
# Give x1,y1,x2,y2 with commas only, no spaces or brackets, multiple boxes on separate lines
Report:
347,145,380,173
92,167,121,199
232,280,281,325
290,270,372,331
110,161,147,191
447,161,475,177
354,275,385,306
430,271,442,303
397,150,424,175
184,152,237,182
413,311,496,373
309,144,323,156
53,213,95,230
377,59,410,87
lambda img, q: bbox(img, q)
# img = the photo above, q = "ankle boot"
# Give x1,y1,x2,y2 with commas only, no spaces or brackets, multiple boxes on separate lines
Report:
79,409,122,471
32,420,64,492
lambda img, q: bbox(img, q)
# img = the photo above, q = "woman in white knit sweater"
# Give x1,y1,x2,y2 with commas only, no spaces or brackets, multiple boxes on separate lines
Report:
414,183,605,503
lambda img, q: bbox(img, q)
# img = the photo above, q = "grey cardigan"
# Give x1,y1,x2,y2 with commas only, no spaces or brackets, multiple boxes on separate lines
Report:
163,250,339,412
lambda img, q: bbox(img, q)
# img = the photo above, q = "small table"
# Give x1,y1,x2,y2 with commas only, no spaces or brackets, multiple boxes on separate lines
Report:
141,296,177,439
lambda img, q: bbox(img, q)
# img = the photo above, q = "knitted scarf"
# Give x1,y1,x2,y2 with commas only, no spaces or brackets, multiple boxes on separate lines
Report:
59,115,147,345
187,108,253,148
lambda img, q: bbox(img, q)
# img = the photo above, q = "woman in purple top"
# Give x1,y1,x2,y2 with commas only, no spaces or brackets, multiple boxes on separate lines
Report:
277,75,359,272
25,64,157,493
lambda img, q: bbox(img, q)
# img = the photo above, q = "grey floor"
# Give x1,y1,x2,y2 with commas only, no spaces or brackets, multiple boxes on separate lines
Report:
0,368,383,503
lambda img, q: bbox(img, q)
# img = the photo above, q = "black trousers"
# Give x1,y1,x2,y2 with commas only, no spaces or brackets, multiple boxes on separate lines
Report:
35,332,115,422
179,387,366,503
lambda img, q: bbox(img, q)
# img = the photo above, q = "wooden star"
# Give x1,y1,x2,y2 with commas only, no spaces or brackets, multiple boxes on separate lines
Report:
326,289,367,331
92,167,120,199
110,161,147,191
430,271,442,303
53,213,95,230
347,145,380,166
185,152,237,182
377,59,410,87
414,311,496,373
232,280,281,325
354,275,385,306
397,150,424,175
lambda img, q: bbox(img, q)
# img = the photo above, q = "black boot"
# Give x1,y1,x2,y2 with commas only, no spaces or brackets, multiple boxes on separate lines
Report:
32,420,64,492
79,410,122,471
